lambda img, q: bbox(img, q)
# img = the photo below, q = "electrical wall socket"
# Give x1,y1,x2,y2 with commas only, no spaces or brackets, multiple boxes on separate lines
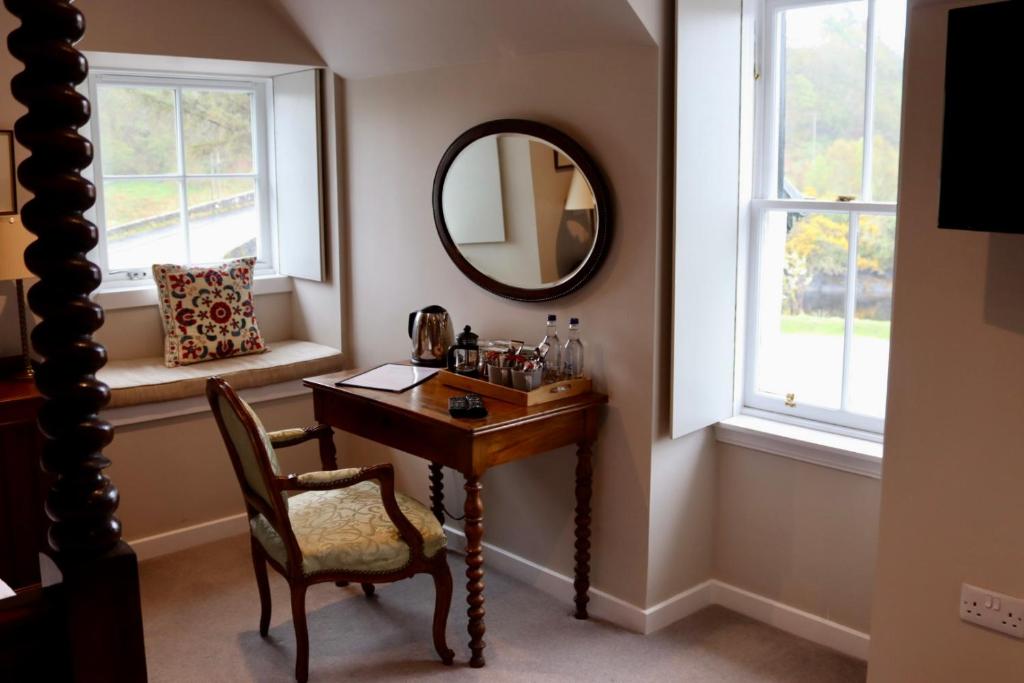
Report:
960,583,1024,639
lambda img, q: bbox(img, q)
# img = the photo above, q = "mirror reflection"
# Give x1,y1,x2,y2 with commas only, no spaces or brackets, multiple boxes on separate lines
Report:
440,134,598,290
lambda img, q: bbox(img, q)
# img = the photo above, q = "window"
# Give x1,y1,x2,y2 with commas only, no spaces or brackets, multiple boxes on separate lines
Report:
88,72,274,282
744,0,907,435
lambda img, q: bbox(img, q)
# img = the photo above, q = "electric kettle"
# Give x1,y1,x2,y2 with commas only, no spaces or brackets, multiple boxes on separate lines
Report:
408,305,454,367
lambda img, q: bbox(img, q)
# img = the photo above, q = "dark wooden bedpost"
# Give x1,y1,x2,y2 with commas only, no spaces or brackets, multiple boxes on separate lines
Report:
4,1,148,679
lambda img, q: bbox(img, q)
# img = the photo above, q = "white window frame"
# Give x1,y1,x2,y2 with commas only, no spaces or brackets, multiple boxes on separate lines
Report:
86,69,277,285
743,0,896,437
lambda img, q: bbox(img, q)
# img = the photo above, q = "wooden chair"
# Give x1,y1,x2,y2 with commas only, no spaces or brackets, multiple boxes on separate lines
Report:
206,377,454,682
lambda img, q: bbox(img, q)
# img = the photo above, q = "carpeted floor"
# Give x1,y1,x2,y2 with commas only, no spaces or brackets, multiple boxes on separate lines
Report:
139,534,867,682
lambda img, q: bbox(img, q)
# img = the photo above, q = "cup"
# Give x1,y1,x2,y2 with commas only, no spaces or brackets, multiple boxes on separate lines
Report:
512,367,542,391
487,364,503,384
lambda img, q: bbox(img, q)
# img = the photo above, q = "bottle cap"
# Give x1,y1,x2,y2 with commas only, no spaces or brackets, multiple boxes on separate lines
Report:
569,317,579,325
547,314,557,321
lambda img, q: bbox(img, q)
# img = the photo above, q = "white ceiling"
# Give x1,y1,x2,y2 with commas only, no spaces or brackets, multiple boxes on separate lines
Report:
268,0,656,79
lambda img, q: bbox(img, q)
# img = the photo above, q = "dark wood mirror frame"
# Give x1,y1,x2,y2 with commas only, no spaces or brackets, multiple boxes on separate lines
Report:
432,119,612,302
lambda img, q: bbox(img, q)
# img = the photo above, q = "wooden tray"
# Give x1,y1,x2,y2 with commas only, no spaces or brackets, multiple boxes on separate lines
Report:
437,369,592,406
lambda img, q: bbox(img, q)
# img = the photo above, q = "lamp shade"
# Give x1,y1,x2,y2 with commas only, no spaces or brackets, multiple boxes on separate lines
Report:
0,215,33,281
564,168,596,211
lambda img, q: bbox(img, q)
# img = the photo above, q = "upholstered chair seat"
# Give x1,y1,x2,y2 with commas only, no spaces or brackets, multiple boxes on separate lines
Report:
251,475,447,576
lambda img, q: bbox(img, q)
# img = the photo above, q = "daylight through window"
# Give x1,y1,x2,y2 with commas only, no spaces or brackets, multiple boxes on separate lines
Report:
89,74,272,281
745,0,907,433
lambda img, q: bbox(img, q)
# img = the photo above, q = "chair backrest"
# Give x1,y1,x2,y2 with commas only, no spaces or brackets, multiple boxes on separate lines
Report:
206,377,287,525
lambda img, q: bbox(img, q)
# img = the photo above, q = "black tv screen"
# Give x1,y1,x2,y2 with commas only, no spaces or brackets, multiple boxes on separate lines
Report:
938,0,1022,234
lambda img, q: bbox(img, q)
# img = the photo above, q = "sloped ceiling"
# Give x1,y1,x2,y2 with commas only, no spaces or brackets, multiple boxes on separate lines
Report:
268,0,656,79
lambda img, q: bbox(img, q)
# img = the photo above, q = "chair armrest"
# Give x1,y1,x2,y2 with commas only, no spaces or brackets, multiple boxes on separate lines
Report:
275,464,427,561
284,468,364,490
267,423,332,449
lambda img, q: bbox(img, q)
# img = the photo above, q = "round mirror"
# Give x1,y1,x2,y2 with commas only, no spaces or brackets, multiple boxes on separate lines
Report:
433,119,612,301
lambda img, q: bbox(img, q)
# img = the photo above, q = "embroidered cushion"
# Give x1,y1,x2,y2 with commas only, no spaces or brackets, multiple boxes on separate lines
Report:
250,481,446,575
153,258,267,367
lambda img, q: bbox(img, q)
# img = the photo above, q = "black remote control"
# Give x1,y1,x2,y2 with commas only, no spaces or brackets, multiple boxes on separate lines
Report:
448,393,488,419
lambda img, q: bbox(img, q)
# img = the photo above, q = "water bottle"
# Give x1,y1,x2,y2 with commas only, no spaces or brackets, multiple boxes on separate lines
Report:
538,314,561,382
562,318,584,379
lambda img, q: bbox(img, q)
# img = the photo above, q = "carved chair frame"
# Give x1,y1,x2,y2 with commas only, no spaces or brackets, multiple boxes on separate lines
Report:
206,377,454,682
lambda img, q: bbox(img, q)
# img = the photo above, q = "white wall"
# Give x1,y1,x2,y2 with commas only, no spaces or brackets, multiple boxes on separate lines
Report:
868,0,1024,679
338,46,661,607
110,395,322,541
716,445,880,633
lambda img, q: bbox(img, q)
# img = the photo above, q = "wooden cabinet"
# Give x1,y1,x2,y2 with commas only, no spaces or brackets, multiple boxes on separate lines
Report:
0,377,46,592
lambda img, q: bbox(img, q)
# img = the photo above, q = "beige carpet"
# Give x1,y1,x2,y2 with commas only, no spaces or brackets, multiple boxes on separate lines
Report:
139,534,866,682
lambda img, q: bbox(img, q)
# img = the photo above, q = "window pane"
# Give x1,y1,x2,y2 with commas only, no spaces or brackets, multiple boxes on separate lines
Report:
103,179,185,270
97,86,179,176
778,1,867,200
186,178,259,263
869,0,908,201
756,211,850,410
847,214,895,417
182,89,255,174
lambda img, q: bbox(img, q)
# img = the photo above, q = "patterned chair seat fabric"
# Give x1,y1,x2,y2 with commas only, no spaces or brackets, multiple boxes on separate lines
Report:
251,480,446,576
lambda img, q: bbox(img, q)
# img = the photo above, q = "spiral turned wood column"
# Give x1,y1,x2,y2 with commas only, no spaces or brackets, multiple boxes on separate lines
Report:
463,476,486,667
4,0,120,555
428,462,445,525
573,441,593,619
4,4,149,679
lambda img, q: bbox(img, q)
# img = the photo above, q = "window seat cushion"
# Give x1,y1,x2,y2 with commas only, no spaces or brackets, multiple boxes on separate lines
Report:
98,339,343,408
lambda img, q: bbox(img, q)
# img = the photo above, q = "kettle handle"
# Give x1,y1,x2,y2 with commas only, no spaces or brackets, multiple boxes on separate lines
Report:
408,311,416,339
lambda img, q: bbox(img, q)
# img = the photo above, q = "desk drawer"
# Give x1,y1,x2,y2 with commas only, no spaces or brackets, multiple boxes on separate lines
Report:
315,393,471,471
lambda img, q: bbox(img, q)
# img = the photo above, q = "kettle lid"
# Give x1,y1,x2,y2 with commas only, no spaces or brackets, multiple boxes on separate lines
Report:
419,304,448,315
455,325,478,346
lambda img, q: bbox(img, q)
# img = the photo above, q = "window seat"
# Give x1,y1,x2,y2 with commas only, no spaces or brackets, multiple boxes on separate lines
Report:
98,340,343,409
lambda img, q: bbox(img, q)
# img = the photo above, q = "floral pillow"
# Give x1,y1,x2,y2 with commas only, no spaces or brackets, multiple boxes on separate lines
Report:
153,258,267,367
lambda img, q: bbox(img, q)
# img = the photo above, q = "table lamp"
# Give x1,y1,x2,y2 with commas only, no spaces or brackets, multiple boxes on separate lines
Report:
0,215,35,380
564,167,597,237
564,167,596,212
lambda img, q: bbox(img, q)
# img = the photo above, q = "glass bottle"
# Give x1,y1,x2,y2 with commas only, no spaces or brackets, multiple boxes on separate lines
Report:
538,314,561,382
562,318,584,379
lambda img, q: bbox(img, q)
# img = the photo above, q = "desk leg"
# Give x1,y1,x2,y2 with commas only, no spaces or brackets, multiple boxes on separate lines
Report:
428,463,445,525
574,442,593,619
317,427,337,470
464,475,486,667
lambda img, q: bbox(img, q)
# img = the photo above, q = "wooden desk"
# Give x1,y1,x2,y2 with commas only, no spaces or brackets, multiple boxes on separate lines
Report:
304,369,607,667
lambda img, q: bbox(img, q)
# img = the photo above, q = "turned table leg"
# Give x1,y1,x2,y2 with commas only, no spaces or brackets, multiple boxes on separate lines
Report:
316,427,337,470
574,441,593,619
428,462,445,525
464,475,486,667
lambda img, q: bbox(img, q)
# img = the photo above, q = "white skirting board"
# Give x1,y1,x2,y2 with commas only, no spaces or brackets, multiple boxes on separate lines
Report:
128,512,249,562
442,525,870,660
127,516,869,661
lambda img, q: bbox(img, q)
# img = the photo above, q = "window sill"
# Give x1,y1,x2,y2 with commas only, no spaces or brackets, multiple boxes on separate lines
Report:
715,414,883,479
98,339,343,424
93,273,292,310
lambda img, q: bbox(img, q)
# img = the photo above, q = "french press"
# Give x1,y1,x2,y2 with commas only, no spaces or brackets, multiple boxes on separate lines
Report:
446,325,480,377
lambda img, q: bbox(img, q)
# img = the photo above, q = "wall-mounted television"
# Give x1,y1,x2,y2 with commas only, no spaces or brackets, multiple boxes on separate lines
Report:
938,0,1021,234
